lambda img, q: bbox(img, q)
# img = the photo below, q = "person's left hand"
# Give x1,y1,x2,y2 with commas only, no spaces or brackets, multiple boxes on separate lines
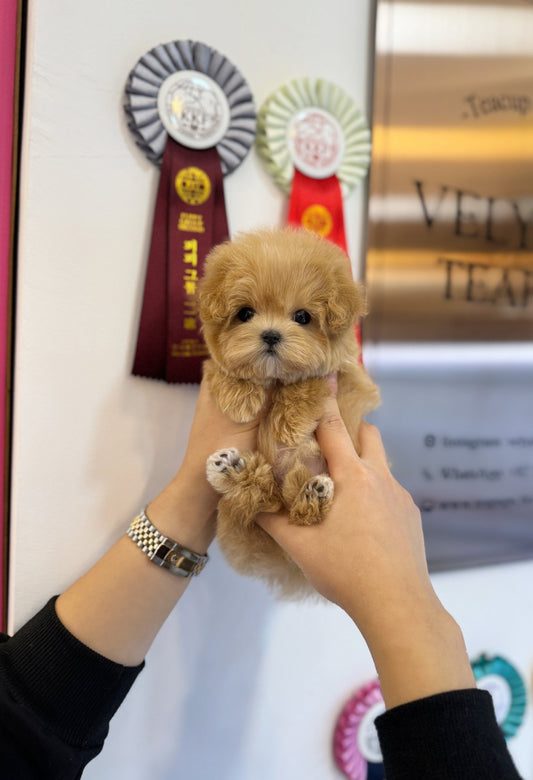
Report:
148,378,264,550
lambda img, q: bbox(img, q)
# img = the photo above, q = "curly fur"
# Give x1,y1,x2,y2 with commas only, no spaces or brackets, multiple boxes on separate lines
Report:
199,228,380,598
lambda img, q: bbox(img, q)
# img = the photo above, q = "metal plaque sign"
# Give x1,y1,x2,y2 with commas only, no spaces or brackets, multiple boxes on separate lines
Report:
366,0,533,342
366,347,533,571
365,0,533,572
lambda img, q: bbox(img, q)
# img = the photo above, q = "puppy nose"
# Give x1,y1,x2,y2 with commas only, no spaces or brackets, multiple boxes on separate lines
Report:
261,329,282,347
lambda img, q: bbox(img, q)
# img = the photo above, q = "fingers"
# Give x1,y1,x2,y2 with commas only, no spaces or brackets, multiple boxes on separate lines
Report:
196,378,220,418
256,511,288,544
256,510,310,565
192,380,227,436
358,422,390,470
315,395,358,478
315,394,390,480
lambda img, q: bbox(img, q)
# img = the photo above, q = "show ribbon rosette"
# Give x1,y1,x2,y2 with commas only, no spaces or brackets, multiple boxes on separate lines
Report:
125,40,256,383
256,78,371,251
471,654,527,739
333,679,386,780
256,78,370,348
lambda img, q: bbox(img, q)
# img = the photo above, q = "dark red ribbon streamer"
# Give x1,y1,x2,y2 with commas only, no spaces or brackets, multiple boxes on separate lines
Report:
132,137,228,383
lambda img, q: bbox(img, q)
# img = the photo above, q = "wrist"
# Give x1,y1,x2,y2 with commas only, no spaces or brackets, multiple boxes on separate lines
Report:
366,602,475,709
146,474,217,555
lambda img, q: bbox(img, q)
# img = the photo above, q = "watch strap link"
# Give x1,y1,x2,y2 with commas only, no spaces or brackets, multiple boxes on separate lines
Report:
127,508,208,578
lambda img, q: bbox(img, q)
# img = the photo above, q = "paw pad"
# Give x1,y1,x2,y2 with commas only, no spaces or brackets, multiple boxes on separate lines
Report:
206,448,245,491
305,476,334,502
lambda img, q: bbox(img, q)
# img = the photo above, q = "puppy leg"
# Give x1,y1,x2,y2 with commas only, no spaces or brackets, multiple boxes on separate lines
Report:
203,359,266,423
212,452,295,588
207,450,281,512
209,453,318,598
289,475,334,526
283,459,334,526
270,377,330,446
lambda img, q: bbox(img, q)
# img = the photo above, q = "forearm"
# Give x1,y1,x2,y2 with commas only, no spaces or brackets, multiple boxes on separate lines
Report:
56,475,216,667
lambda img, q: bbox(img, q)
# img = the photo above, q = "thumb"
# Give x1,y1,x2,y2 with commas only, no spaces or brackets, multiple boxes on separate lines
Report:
316,394,358,478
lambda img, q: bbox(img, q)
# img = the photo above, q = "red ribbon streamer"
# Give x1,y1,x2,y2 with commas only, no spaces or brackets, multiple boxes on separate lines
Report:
132,138,228,383
288,168,347,252
287,167,362,352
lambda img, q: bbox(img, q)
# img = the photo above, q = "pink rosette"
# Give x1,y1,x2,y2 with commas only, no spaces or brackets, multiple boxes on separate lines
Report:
333,679,384,780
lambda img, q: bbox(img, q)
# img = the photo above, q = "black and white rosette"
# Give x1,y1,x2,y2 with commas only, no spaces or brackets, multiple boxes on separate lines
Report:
124,39,256,174
256,77,371,197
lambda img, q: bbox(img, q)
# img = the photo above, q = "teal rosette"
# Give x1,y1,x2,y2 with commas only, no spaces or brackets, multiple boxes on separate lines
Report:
471,653,527,739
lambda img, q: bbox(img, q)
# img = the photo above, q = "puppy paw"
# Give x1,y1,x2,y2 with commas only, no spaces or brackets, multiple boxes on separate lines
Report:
206,448,246,493
289,475,334,526
306,475,334,502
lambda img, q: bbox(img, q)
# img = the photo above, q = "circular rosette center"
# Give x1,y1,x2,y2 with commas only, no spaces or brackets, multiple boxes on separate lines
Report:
157,70,230,150
355,699,386,764
287,107,345,179
125,40,256,173
256,77,371,197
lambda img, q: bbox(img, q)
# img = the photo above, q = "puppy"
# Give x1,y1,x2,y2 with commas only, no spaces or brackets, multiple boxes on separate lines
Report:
199,228,380,597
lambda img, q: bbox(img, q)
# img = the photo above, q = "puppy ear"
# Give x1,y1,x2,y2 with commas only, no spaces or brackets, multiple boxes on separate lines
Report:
198,244,232,323
198,281,230,323
326,278,368,332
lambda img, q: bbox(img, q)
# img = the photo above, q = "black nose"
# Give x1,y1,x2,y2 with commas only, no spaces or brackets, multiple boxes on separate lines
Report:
261,330,282,347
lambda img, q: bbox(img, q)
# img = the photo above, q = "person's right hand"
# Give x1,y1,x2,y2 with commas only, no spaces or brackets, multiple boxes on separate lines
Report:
258,393,475,707
259,394,437,632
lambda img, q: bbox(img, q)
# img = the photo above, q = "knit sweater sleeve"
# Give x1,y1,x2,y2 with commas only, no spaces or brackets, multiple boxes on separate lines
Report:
375,688,523,780
0,596,144,779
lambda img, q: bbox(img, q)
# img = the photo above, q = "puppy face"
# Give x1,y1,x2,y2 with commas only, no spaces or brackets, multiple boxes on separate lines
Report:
199,228,367,384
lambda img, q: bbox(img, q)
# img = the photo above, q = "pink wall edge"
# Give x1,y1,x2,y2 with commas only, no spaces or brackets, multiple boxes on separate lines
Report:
0,0,19,627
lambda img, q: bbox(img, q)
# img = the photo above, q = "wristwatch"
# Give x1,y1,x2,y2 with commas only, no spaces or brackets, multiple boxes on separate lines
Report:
127,508,209,578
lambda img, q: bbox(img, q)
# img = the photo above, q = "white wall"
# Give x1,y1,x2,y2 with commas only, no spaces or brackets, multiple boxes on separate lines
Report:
10,1,532,778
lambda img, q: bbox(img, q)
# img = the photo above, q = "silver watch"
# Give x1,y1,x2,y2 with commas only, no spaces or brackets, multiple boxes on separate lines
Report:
127,508,209,578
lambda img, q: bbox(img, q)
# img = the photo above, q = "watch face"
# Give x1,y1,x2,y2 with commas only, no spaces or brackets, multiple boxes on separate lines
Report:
157,70,230,149
155,543,171,559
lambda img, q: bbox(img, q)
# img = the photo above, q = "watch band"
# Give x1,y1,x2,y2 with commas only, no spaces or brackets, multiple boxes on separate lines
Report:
127,508,209,578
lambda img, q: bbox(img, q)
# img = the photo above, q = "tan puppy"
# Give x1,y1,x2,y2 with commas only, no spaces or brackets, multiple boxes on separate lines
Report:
199,228,380,597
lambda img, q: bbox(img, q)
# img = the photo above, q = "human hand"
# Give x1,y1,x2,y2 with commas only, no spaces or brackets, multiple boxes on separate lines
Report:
259,393,435,632
148,378,263,551
258,394,475,706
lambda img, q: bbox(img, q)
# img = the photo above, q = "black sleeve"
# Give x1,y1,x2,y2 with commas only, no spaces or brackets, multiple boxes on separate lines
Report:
0,596,144,779
375,688,523,780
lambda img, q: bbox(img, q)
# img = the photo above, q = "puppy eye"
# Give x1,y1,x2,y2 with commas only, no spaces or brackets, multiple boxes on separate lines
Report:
237,307,255,322
292,310,311,325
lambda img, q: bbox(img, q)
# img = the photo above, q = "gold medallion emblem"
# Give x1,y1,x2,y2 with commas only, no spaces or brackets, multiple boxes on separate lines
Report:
301,204,333,237
175,167,211,205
